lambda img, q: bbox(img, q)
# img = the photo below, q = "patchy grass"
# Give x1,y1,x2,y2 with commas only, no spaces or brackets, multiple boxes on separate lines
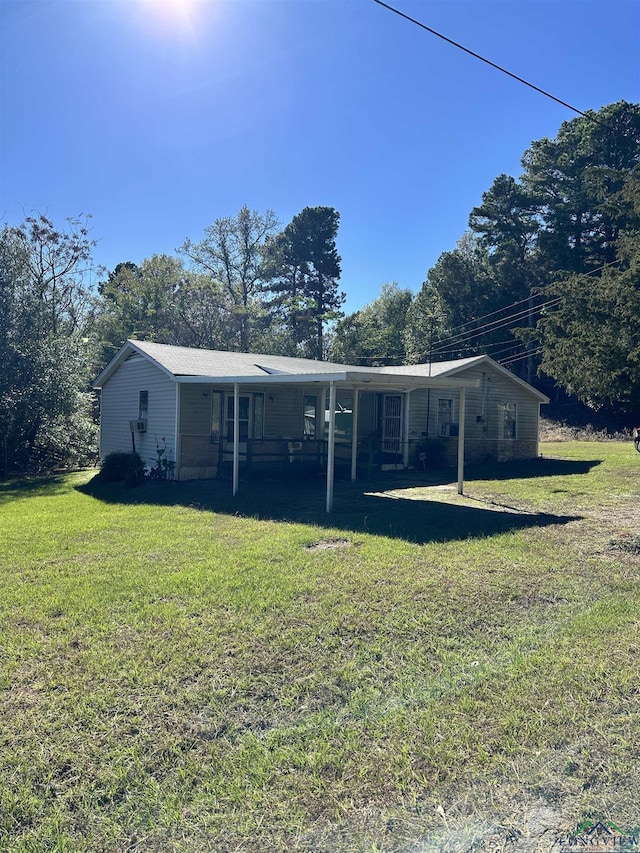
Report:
1,443,640,852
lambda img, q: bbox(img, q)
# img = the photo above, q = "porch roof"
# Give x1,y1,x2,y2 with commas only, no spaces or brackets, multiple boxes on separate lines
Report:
176,370,478,390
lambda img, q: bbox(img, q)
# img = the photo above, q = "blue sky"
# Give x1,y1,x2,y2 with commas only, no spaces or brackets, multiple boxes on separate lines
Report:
1,0,638,314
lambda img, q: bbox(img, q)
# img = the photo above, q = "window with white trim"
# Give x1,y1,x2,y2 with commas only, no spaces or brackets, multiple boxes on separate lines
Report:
438,398,453,436
139,390,148,420
225,393,264,442
303,395,317,437
324,395,353,442
253,393,264,440
500,402,517,439
210,391,222,442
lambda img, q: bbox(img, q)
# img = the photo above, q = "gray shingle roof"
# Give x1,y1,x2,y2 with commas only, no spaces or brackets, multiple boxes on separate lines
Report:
378,357,484,378
93,340,547,403
129,340,402,377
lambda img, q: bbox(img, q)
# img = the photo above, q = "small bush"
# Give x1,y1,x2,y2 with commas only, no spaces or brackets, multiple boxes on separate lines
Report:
99,452,145,485
415,438,447,469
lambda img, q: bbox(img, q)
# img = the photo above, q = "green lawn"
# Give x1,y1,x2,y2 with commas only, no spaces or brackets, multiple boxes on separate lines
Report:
1,441,639,852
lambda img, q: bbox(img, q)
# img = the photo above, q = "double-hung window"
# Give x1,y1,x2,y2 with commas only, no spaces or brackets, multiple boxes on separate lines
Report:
501,403,517,439
438,398,453,436
303,395,317,437
225,393,264,442
324,395,353,442
139,391,148,420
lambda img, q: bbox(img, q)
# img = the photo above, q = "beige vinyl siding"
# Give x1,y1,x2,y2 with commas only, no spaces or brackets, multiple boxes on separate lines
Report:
455,363,541,444
409,364,543,464
408,389,429,443
179,384,296,438
179,384,214,435
99,353,177,471
177,384,305,479
357,392,376,438
263,386,302,438
177,385,217,478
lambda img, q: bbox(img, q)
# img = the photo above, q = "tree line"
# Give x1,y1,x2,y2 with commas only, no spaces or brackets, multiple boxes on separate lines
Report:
0,205,344,473
1,100,638,475
336,100,640,418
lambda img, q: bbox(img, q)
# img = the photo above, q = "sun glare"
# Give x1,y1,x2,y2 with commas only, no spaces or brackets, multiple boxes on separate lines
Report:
139,0,198,36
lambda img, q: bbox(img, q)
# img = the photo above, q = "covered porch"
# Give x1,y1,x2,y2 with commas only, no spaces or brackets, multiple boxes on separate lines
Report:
174,370,477,511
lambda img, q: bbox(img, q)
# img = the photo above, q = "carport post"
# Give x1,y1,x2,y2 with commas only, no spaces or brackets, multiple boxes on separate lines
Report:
457,387,466,495
350,388,359,482
403,391,411,468
326,381,336,512
232,382,240,497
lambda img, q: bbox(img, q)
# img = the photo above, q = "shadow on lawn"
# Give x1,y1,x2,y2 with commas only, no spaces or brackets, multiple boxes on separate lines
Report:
77,457,589,545
0,474,75,506
444,456,602,482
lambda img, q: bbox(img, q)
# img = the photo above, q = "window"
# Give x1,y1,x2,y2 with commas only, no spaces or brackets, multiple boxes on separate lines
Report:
227,395,249,442
325,395,353,442
303,395,317,437
225,393,264,442
253,393,264,440
210,391,222,442
139,391,148,420
438,398,453,436
501,403,517,439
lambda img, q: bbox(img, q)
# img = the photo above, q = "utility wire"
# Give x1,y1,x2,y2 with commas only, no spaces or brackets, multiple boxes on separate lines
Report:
432,292,544,345
431,298,551,351
428,259,621,353
372,0,612,130
500,346,545,368
435,339,536,362
482,339,535,360
430,298,559,354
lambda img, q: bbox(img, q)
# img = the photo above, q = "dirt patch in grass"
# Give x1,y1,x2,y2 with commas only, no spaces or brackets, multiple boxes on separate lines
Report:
609,534,640,555
304,538,353,552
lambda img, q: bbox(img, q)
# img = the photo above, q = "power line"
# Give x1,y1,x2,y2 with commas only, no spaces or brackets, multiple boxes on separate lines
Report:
427,259,621,354
431,299,550,351
430,298,558,354
483,339,536,360
372,0,612,130
432,292,545,347
499,346,544,368
434,339,535,362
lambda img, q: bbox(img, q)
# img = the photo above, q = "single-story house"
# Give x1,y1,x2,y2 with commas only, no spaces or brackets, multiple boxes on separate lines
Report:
94,340,549,510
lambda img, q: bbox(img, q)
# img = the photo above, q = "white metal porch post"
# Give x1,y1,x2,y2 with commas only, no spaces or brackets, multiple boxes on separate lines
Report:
326,381,337,512
457,387,466,495
232,382,240,497
403,391,411,468
350,388,359,482
174,382,181,480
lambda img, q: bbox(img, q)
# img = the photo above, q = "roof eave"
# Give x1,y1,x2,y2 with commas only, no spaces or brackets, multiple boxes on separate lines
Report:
175,371,479,389
93,340,178,388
